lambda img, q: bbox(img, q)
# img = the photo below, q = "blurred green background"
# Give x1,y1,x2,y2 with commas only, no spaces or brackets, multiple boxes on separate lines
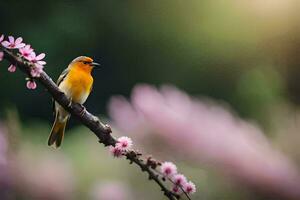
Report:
1,0,300,123
1,0,300,199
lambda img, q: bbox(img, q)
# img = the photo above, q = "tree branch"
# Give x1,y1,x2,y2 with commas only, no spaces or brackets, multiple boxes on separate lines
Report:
1,47,179,200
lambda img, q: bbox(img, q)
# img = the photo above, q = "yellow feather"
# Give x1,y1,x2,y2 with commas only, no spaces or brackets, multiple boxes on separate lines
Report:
61,65,93,104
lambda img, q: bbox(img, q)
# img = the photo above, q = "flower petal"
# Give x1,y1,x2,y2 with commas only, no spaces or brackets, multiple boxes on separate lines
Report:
0,51,4,61
160,162,177,177
14,43,25,49
8,65,16,73
8,36,14,43
184,181,196,194
26,80,37,90
116,136,133,150
109,146,123,158
1,41,10,48
0,34,4,43
172,174,187,187
15,37,23,44
35,63,44,69
27,52,36,61
36,53,45,60
37,61,46,65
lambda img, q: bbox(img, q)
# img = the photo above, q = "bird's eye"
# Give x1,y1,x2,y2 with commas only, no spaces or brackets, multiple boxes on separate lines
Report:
83,61,88,64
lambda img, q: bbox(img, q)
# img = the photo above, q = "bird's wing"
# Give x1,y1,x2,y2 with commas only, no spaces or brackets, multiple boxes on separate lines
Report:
56,68,69,86
52,68,70,116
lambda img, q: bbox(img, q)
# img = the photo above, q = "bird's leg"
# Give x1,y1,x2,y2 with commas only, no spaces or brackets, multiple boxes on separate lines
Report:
68,98,86,116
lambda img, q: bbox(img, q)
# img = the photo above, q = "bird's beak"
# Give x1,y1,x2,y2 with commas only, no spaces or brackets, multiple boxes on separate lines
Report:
91,62,101,67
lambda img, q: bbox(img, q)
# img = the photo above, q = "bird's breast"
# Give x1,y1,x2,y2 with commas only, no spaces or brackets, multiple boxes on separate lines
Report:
60,70,93,104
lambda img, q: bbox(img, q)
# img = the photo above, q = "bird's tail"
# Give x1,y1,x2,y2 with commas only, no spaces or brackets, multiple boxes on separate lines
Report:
48,114,68,148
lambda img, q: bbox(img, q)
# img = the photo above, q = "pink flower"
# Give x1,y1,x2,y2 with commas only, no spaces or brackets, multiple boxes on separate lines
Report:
0,35,4,62
28,52,46,65
8,64,16,73
109,146,123,158
108,96,146,133
26,80,37,90
2,36,25,49
90,182,132,200
172,174,187,187
160,162,177,177
30,64,44,77
116,136,133,150
0,51,3,62
19,44,34,60
184,181,196,194
108,84,300,198
172,186,182,194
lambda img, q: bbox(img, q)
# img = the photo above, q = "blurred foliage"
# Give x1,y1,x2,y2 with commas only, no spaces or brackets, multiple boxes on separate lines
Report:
1,0,299,127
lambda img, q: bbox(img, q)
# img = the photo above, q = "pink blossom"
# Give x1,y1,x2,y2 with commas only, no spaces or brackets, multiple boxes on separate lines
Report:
172,186,182,194
90,182,132,200
1,36,25,49
108,84,300,198
108,96,146,133
7,64,16,73
0,127,8,166
0,51,3,62
13,152,75,199
109,146,123,158
160,162,177,177
26,80,37,90
184,181,196,194
30,64,44,77
28,52,46,65
19,44,34,60
172,174,187,187
116,136,133,150
109,137,133,158
0,35,4,61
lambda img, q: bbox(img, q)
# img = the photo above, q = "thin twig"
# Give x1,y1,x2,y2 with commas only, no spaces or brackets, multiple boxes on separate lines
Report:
1,46,179,200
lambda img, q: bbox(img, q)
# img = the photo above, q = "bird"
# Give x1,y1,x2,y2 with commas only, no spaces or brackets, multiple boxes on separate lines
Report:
48,56,100,148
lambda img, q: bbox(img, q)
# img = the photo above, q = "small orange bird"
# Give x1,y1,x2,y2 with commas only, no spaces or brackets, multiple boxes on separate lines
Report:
48,56,100,148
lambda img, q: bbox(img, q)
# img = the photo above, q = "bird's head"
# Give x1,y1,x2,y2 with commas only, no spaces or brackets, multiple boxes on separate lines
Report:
69,56,100,72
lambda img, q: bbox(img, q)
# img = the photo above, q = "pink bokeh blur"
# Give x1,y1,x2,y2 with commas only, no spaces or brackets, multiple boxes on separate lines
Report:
108,84,300,199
